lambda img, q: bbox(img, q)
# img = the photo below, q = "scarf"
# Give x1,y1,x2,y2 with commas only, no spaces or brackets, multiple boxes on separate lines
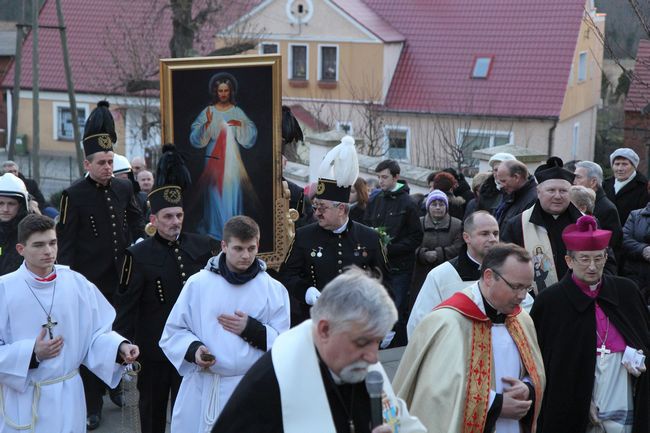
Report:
205,252,263,285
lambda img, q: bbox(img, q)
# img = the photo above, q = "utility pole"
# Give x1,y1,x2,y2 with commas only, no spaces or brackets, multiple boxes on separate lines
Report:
8,0,26,161
31,0,41,184
55,0,83,176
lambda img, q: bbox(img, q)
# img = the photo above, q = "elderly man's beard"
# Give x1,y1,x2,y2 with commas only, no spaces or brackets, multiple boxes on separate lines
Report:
339,361,371,383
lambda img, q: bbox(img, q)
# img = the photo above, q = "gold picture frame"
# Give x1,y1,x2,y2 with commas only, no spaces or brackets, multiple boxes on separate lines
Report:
160,54,292,269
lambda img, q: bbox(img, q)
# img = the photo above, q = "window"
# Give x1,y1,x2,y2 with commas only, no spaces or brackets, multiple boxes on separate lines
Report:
260,43,279,54
457,129,512,167
385,127,409,160
472,56,493,79
53,103,87,141
289,44,308,80
319,45,338,81
578,52,587,82
572,122,580,158
336,121,352,135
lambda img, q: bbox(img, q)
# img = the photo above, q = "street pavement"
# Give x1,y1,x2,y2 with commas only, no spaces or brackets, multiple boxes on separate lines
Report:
96,346,405,433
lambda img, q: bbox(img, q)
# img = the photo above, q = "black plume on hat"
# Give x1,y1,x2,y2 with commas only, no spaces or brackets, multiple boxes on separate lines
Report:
535,156,574,184
282,106,303,145
154,143,192,191
83,100,117,143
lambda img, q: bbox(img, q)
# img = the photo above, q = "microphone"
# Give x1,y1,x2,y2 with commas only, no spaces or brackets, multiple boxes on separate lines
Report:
365,370,384,428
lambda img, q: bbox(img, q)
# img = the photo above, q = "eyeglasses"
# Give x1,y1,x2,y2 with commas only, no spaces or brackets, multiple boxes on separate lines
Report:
490,268,534,293
572,254,606,267
312,202,340,212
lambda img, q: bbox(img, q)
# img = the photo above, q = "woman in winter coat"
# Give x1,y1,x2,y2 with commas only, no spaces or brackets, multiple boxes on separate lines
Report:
410,189,463,299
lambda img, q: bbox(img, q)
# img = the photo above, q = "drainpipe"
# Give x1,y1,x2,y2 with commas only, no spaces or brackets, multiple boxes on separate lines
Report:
548,119,558,157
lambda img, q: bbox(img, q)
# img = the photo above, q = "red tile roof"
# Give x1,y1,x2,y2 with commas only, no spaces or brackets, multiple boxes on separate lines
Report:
1,0,256,94
625,39,650,113
289,104,329,131
363,0,586,118
3,0,587,120
330,0,404,43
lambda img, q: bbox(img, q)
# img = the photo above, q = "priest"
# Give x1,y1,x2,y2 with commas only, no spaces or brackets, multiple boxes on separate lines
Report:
0,214,139,433
501,158,584,293
394,243,545,433
530,215,650,433
211,267,426,433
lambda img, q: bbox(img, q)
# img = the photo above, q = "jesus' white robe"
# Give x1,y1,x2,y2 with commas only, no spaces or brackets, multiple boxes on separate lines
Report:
0,264,126,433
160,262,290,433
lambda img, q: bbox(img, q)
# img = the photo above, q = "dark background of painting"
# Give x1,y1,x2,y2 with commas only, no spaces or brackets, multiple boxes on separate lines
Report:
170,65,275,252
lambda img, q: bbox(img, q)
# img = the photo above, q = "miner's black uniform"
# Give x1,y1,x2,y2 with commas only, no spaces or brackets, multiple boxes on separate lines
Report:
279,219,390,325
56,175,145,418
114,232,217,433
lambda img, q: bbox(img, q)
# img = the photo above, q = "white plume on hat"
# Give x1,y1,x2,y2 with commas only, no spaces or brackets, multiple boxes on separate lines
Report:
318,135,359,187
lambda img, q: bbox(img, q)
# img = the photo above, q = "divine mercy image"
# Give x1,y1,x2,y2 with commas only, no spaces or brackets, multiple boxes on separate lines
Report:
190,72,259,240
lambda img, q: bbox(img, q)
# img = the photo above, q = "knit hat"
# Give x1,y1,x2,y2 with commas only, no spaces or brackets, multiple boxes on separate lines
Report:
562,215,611,251
426,189,448,209
609,148,640,169
488,152,516,168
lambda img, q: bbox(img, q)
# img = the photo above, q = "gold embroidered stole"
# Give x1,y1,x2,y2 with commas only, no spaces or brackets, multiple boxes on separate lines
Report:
463,320,492,433
505,317,543,431
462,317,543,433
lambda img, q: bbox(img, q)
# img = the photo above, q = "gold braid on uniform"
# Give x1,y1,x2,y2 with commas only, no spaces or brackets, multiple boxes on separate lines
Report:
119,254,133,287
283,238,296,264
59,193,69,225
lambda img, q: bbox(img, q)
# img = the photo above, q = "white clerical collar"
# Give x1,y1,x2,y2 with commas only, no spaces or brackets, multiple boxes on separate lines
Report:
614,171,636,193
332,219,349,234
466,250,481,266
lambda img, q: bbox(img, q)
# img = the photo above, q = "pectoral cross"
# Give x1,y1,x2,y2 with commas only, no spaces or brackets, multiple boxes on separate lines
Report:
597,343,611,359
42,316,58,339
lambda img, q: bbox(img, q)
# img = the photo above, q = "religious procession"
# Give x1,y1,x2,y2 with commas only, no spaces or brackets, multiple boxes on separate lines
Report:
1,0,650,432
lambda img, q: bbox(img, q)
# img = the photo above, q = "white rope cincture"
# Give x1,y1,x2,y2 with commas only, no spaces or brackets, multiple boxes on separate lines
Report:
0,369,79,432
203,371,221,433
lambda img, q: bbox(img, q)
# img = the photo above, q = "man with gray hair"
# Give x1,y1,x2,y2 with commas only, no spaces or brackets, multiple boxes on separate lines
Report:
574,160,622,251
212,267,426,433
